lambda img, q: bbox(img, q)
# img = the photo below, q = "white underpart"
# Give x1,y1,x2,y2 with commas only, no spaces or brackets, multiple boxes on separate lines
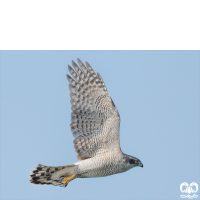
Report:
73,161,80,165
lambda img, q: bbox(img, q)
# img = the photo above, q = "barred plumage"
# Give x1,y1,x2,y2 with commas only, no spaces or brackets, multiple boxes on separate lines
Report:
29,59,143,187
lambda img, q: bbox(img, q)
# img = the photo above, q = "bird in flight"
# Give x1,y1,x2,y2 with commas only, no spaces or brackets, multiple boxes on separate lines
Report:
29,59,143,187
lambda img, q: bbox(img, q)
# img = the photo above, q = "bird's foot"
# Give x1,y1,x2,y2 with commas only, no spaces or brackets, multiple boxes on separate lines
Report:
61,174,76,187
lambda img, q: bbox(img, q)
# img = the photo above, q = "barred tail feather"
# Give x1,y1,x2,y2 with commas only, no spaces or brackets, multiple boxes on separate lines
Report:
29,164,77,187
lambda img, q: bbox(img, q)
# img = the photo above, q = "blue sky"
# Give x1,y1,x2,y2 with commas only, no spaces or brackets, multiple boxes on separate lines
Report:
0,51,199,200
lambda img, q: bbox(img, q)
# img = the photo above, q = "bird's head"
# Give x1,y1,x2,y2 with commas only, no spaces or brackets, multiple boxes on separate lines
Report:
124,154,143,169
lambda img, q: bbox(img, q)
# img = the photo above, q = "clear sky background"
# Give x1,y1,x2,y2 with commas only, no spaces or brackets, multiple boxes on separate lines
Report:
0,51,199,200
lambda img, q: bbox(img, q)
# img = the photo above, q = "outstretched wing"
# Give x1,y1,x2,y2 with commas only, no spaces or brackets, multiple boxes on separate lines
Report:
67,59,121,160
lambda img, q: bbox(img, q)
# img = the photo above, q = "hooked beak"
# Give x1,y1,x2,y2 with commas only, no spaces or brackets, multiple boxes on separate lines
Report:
140,163,143,168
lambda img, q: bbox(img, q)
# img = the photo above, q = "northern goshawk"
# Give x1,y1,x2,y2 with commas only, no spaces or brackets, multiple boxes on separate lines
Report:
29,59,143,187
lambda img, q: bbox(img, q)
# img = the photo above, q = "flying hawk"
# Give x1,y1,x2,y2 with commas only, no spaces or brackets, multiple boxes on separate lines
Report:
29,59,143,187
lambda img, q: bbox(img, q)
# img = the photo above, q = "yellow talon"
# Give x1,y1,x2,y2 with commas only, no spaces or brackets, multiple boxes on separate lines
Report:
61,174,76,187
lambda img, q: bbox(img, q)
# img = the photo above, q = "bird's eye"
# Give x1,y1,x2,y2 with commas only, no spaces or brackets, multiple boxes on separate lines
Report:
129,159,135,164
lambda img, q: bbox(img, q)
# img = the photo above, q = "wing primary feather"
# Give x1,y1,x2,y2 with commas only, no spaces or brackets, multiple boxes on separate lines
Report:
85,61,96,77
77,58,90,77
68,65,81,82
85,61,102,85
97,72,108,92
66,74,76,86
72,60,86,80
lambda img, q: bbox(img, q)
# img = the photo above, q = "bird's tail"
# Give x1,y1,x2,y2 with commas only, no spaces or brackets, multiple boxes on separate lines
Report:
29,164,78,187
